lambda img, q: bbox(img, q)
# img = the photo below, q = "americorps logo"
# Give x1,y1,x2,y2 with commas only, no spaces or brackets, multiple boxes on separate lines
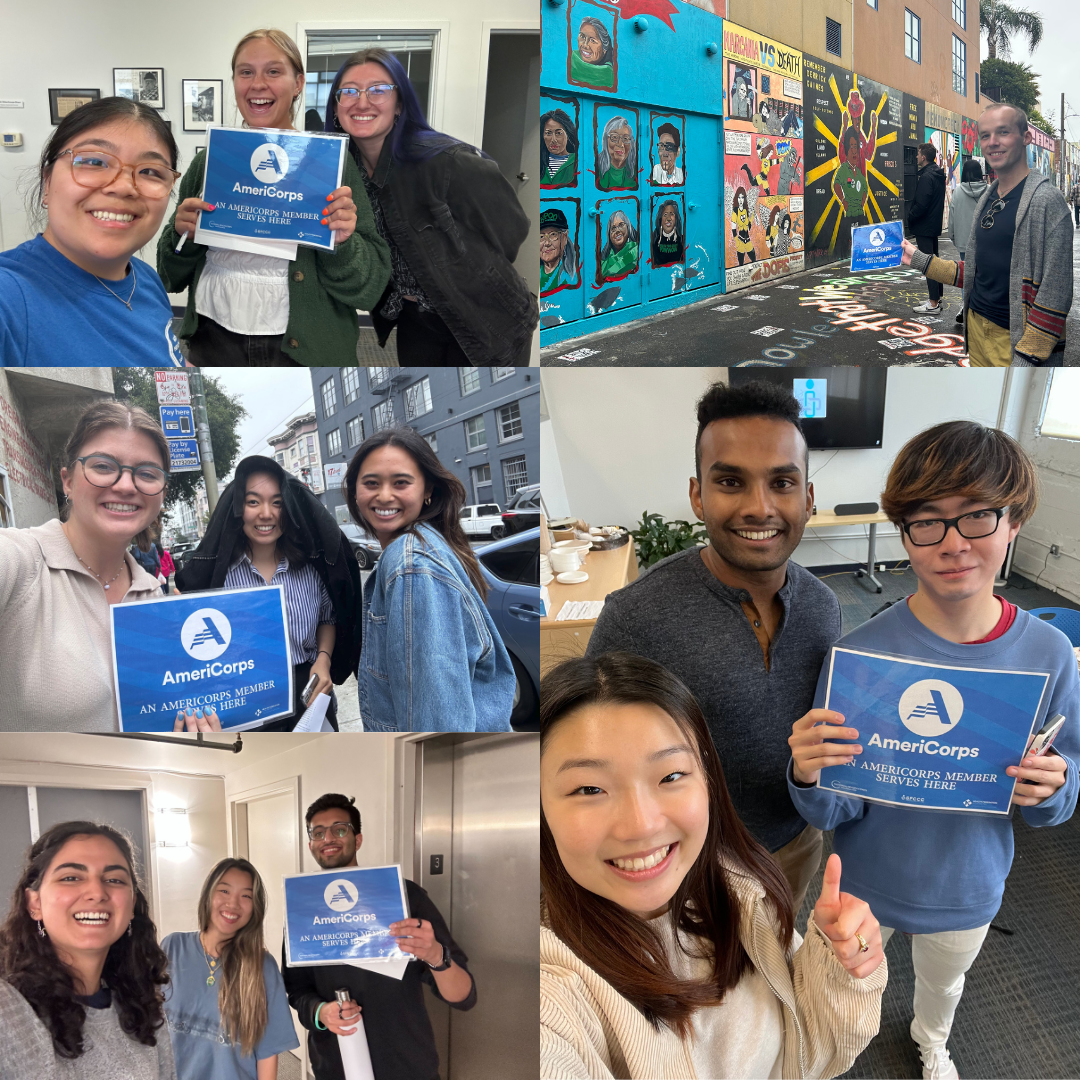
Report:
898,679,963,737
181,609,233,661
869,228,886,248
250,143,289,184
324,879,360,911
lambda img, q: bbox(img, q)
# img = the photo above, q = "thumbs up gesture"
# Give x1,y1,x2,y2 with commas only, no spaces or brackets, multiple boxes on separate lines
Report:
812,854,884,979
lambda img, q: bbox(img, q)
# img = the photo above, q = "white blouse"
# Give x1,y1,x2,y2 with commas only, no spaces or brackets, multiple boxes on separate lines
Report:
195,247,290,336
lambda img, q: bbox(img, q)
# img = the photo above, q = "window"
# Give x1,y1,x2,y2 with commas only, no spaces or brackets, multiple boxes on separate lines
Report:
0,464,13,528
346,416,364,447
825,17,842,57
307,435,315,455
497,401,523,442
866,0,877,8
502,456,529,497
327,429,342,457
479,536,539,585
367,366,391,389
290,445,297,459
424,432,438,452
491,366,516,382
952,0,966,29
464,414,487,451
459,367,481,396
470,463,492,502
372,399,394,432
320,377,337,418
341,366,361,405
1040,372,1080,439
404,376,433,419
275,452,285,466
905,10,921,62
975,71,980,103
952,35,966,95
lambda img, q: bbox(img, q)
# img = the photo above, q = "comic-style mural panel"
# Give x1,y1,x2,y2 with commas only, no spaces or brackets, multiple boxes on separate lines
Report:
1027,126,1055,179
593,103,640,191
723,22,802,132
649,113,686,187
926,128,961,233
539,198,583,328
567,0,618,94
961,116,982,163
541,93,580,189
802,55,903,267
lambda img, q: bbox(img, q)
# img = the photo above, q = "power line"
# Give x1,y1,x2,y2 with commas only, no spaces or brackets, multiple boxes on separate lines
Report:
236,395,316,463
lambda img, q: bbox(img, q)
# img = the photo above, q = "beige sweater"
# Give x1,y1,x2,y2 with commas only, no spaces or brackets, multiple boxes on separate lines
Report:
541,865,888,1080
0,519,162,731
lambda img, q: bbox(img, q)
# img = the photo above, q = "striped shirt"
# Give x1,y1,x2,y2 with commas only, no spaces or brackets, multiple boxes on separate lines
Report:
223,554,334,665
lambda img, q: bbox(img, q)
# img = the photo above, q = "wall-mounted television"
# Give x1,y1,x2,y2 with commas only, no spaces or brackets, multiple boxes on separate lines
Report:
728,368,888,450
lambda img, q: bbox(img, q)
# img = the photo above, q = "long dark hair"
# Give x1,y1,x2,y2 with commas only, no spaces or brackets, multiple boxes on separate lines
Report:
541,109,578,174
226,456,309,570
344,425,486,598
0,821,169,1058
540,653,794,1037
323,48,463,163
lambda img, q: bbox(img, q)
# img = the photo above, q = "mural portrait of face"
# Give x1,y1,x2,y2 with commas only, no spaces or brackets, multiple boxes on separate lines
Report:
607,122,633,169
544,118,569,155
540,225,568,269
657,126,679,173
661,202,677,231
577,18,610,64
542,107,579,185
597,113,638,190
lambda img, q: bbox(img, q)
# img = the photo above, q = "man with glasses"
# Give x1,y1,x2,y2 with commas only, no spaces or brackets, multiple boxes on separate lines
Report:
789,420,1078,1080
651,123,684,186
901,104,1072,367
281,793,475,1080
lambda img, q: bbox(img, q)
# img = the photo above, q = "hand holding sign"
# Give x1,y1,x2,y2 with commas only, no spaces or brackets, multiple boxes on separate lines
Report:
813,854,883,979
322,187,357,244
389,918,442,966
173,708,223,732
900,237,917,266
174,198,214,242
789,709,862,785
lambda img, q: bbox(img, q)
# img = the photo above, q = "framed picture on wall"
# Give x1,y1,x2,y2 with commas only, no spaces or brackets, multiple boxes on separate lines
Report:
48,88,101,126
182,79,223,132
113,68,165,109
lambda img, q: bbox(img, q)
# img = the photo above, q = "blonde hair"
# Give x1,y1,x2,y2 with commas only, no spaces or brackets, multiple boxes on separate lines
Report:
231,29,305,124
197,859,269,1058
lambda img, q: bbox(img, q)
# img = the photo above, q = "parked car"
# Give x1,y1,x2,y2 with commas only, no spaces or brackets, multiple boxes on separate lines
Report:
170,542,197,574
500,484,543,536
478,527,541,731
459,503,505,540
339,523,382,571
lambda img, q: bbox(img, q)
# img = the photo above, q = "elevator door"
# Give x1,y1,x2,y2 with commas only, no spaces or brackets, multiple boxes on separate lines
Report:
416,734,540,1080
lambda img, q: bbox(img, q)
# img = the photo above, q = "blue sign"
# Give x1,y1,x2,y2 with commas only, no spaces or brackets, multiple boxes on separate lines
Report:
793,378,827,419
159,405,195,439
284,866,411,966
818,648,1051,814
110,587,294,731
849,220,904,272
165,438,200,471
199,127,347,251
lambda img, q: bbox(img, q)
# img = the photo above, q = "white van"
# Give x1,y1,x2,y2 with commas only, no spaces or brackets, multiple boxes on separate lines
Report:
459,503,505,539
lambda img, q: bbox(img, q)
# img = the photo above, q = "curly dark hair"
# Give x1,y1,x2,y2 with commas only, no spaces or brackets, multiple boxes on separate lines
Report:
0,821,169,1059
305,793,362,835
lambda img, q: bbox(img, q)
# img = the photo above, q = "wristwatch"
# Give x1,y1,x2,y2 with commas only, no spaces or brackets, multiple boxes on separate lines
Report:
425,943,451,971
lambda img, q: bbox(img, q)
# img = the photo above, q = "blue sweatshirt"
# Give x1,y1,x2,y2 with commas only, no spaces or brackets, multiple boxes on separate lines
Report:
0,234,183,366
788,599,1079,933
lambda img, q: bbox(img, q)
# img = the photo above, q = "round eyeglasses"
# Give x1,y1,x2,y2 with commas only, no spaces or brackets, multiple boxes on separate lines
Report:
58,148,181,199
76,454,168,495
307,823,356,842
335,84,397,104
901,507,1008,546
980,198,1007,229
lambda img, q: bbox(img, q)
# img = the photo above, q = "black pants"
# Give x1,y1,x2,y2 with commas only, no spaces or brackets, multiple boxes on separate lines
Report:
1074,204,1080,226
915,235,942,301
394,301,471,365
187,316,301,367
253,662,340,731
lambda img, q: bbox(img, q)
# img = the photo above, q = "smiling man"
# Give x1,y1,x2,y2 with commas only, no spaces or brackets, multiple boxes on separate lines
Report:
586,380,841,911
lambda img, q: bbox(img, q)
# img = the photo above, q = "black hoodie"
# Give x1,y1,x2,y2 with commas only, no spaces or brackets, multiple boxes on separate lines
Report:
907,161,947,237
174,456,361,686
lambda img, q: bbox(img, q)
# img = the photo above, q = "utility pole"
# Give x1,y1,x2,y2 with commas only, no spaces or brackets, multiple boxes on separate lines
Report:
188,368,219,513
1062,92,1066,191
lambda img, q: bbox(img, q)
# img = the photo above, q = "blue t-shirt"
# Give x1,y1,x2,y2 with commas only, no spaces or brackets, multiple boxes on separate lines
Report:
162,931,299,1080
787,599,1079,934
0,233,183,366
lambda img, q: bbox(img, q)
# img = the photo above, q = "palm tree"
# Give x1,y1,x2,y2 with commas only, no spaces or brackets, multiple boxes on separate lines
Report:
980,0,1044,60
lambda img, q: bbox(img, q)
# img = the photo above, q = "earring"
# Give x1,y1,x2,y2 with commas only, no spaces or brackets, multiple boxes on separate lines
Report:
334,114,342,131
37,920,46,938
127,924,132,938
424,496,432,505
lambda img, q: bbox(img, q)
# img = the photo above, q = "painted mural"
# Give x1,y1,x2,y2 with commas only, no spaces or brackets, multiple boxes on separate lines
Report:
649,113,686,186
722,21,803,289
925,129,961,233
1028,126,1055,179
539,196,583,329
651,193,686,266
568,0,618,93
593,103,640,190
961,115,981,162
802,55,902,268
541,93,580,189
595,196,641,284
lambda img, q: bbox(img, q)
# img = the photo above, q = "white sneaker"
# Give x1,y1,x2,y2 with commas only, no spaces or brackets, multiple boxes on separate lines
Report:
917,1042,959,1080
912,300,943,313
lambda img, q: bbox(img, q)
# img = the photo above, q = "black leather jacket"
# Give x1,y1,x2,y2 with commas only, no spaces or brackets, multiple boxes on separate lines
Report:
908,162,947,237
356,141,538,365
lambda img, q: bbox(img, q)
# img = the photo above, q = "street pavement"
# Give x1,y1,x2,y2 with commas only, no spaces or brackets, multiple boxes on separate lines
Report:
541,227,1080,368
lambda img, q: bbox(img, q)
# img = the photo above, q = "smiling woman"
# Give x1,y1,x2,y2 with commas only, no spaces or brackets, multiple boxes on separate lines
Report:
0,97,184,367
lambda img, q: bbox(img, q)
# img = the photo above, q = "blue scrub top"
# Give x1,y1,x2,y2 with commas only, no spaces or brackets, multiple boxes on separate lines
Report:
0,234,183,366
162,931,300,1080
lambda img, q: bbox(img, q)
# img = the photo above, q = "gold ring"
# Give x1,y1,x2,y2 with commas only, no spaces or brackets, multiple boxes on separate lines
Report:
855,932,868,953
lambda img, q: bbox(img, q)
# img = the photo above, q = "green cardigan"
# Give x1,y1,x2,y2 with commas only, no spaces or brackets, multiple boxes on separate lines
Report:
156,150,391,365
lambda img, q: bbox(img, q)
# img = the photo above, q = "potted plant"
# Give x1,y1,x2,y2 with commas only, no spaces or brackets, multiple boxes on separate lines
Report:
631,511,707,568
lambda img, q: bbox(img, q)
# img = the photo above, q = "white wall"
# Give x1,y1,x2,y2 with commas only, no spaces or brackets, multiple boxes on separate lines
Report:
541,368,1009,567
0,0,536,257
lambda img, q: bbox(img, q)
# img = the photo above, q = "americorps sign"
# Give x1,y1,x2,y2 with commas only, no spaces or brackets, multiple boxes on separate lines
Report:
110,587,293,731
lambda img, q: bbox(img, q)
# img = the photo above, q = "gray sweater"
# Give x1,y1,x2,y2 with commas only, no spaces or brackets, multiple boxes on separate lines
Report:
0,980,176,1080
586,549,842,852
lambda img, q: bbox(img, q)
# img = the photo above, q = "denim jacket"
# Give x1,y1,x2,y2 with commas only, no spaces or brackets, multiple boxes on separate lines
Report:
358,524,515,731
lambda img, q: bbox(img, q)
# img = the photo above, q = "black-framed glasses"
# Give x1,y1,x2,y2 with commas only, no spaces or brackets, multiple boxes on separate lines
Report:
901,506,1008,546
658,141,677,152
980,198,1007,229
76,454,167,495
307,823,356,842
335,84,396,103
59,148,181,199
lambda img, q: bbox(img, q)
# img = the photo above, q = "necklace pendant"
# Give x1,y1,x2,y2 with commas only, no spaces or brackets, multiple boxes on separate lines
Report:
104,584,110,590
206,975,215,986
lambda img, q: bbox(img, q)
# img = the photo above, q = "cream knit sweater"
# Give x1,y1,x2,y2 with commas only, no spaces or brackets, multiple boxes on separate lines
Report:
541,864,888,1080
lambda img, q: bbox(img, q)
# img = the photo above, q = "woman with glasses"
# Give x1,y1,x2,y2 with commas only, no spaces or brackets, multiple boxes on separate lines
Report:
325,48,537,366
0,400,219,732
0,97,184,367
158,28,390,366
